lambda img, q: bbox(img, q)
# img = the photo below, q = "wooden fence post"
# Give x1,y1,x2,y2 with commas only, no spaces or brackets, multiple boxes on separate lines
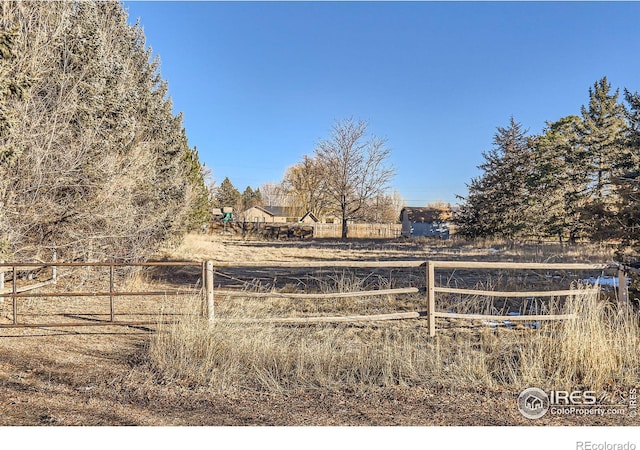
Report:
109,264,115,322
52,247,57,284
201,261,206,317
12,265,17,325
617,266,629,304
206,260,214,323
427,261,436,337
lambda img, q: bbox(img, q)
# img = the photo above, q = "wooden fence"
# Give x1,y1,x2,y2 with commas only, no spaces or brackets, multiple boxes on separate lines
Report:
209,221,402,239
207,260,626,337
423,260,617,336
313,223,402,239
0,258,630,335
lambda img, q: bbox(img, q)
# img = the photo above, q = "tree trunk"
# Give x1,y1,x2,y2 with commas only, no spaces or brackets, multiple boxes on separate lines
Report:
340,200,349,239
341,216,348,239
558,231,564,248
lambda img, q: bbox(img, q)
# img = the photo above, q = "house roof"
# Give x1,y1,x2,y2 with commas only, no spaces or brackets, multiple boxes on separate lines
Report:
401,207,451,223
299,211,319,223
249,205,299,217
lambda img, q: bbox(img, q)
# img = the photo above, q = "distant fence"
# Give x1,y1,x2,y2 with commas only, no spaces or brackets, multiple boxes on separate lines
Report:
313,223,402,239
0,258,630,335
209,221,402,239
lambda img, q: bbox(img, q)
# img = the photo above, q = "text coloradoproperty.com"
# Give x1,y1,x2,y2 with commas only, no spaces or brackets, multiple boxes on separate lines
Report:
552,406,627,416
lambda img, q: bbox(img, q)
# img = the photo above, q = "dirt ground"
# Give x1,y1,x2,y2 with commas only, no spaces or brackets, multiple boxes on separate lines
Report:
1,327,637,427
0,235,637,429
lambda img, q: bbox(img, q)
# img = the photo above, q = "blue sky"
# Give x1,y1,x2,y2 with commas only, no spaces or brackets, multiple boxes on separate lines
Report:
124,1,640,206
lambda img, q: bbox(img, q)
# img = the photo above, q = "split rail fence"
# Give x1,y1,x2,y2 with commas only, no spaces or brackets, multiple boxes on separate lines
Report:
0,258,630,336
207,260,626,336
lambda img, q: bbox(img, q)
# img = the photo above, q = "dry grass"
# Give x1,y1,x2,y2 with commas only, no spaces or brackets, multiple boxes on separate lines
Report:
164,233,617,267
517,290,640,390
148,283,640,394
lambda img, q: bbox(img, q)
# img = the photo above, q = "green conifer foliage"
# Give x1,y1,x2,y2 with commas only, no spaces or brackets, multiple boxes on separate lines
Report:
614,90,640,262
214,177,241,212
0,1,210,261
456,118,533,241
575,77,628,239
530,116,589,243
457,79,638,246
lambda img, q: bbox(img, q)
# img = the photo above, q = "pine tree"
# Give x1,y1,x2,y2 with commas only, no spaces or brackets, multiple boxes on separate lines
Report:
613,90,640,260
456,118,534,241
0,1,210,261
577,77,628,199
240,186,262,212
215,177,241,211
576,77,628,239
0,26,27,166
530,115,589,243
182,146,213,230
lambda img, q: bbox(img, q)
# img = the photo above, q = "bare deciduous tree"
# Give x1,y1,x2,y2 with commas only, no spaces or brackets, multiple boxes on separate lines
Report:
282,155,330,218
314,118,395,238
360,190,405,223
259,181,291,207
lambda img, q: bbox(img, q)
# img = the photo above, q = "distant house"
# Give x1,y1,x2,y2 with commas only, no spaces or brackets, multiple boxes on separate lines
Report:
299,211,320,224
400,207,453,238
242,205,319,224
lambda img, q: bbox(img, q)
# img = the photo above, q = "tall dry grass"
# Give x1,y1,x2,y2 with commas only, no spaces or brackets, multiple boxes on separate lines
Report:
517,287,640,390
147,284,640,393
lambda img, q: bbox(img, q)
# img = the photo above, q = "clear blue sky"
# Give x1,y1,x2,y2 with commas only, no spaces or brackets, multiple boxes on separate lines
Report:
123,1,640,206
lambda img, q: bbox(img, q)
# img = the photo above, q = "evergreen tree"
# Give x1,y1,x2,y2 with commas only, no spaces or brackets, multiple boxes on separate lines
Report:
182,146,213,230
456,118,533,241
240,186,262,211
576,77,628,239
457,78,638,246
0,27,27,166
530,115,589,243
215,177,241,211
0,1,209,261
577,77,628,199
613,90,640,259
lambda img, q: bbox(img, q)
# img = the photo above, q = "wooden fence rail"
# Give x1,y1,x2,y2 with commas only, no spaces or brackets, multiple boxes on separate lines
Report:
214,287,421,300
208,259,623,336
424,260,624,336
0,258,627,334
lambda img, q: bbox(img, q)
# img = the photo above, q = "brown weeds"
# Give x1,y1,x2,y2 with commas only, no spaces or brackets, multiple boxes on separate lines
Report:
148,283,640,393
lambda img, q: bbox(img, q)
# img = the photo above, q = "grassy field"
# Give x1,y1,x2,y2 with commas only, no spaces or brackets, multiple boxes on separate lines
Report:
0,233,638,426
